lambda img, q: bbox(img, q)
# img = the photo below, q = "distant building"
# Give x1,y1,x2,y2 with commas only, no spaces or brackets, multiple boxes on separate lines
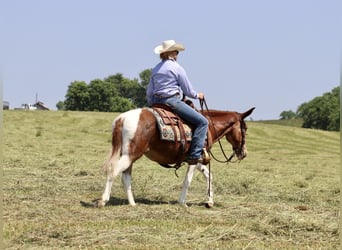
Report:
35,101,49,110
3,101,9,110
15,103,37,110
14,101,50,110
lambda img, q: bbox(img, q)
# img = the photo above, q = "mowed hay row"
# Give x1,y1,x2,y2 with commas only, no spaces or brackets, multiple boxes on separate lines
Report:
3,110,340,249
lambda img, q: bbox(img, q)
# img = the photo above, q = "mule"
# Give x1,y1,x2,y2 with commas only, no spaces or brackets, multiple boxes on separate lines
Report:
95,106,255,208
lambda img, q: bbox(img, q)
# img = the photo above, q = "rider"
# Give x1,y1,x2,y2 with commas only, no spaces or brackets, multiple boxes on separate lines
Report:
146,40,209,165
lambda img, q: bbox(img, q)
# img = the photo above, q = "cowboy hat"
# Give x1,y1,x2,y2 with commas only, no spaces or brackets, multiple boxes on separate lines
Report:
154,40,185,54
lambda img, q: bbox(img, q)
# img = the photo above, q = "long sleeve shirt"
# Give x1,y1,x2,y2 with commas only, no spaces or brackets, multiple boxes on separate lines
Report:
146,59,198,105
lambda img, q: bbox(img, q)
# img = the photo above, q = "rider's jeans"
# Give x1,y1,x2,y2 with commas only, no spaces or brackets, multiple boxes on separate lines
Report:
152,94,208,159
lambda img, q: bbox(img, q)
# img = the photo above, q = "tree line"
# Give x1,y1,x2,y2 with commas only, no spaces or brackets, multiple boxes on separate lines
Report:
56,70,151,112
280,86,339,131
57,72,339,131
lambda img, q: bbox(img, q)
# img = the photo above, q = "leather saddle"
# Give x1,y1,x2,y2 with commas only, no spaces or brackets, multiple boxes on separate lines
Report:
151,101,211,168
152,103,191,144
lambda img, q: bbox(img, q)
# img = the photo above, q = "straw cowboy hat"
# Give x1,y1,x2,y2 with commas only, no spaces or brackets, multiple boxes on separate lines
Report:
154,40,185,54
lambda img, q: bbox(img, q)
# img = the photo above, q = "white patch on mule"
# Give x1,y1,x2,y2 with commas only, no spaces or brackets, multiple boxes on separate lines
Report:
116,108,142,155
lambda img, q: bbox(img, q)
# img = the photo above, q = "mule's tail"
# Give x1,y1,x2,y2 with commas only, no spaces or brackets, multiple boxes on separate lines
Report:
102,117,124,175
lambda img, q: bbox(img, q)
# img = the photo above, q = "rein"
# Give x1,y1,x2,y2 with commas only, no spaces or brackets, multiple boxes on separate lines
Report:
200,99,236,164
199,98,237,198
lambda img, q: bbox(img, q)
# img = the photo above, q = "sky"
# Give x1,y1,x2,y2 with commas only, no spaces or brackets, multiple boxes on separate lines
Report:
1,0,341,120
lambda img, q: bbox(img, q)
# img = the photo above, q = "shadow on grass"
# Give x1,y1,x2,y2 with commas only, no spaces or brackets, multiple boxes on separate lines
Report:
80,197,216,208
80,196,177,208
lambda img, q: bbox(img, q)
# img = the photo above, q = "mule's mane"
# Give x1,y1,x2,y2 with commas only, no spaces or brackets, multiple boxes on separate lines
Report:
200,110,240,126
200,109,238,117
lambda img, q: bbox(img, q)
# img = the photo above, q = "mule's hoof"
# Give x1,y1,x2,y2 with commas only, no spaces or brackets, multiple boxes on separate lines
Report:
93,199,106,208
179,201,188,207
205,201,214,208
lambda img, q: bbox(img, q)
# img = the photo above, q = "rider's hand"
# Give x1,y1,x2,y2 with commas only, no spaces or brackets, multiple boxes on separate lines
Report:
197,92,205,100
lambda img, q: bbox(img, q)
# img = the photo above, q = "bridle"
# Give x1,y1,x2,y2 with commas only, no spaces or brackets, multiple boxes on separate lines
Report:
200,98,246,164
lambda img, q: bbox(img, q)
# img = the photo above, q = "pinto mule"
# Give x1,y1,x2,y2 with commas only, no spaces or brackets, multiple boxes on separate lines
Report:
95,106,255,208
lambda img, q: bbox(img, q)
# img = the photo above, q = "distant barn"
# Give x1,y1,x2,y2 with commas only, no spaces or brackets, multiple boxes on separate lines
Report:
35,101,49,110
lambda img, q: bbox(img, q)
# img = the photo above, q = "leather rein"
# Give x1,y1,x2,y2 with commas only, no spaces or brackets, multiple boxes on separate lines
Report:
199,98,243,199
200,98,238,164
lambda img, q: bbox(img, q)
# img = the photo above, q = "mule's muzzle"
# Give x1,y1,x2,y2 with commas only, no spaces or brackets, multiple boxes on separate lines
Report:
234,145,248,160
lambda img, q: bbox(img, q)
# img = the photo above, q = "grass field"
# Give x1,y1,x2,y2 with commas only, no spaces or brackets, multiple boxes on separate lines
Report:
3,110,340,249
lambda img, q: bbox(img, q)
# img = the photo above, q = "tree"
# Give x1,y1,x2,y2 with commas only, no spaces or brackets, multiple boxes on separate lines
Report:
139,69,152,88
105,72,149,108
64,81,90,111
296,86,339,131
56,101,65,110
104,73,142,107
59,69,152,112
134,69,151,107
279,110,296,120
109,96,135,112
88,79,117,112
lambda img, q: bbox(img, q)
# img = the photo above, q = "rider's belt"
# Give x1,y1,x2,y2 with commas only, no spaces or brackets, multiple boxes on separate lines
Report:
154,92,180,99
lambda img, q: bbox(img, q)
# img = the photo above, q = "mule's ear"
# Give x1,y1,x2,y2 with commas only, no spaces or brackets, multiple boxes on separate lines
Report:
241,107,255,120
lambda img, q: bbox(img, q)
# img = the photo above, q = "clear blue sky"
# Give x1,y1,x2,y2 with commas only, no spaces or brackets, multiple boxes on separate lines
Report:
1,0,341,120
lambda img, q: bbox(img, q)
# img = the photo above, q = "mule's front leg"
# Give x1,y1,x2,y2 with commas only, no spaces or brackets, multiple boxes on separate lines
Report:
179,164,197,206
197,164,214,208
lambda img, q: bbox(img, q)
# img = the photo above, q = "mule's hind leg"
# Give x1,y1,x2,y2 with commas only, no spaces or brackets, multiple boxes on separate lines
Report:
196,164,214,208
179,164,197,206
122,166,136,206
98,155,133,207
98,174,114,208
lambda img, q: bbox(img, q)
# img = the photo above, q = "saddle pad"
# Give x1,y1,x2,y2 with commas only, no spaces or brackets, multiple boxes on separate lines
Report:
152,110,192,142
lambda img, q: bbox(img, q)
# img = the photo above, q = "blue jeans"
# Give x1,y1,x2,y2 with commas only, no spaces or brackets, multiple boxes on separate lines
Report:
152,94,208,159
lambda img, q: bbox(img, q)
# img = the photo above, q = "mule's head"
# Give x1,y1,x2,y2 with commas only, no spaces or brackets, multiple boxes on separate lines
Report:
225,107,255,160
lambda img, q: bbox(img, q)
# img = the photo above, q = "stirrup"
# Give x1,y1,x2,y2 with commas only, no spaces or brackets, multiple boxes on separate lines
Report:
201,148,211,165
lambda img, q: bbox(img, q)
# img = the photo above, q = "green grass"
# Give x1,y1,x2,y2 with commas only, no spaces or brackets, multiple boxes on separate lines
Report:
3,110,340,249
254,118,304,128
